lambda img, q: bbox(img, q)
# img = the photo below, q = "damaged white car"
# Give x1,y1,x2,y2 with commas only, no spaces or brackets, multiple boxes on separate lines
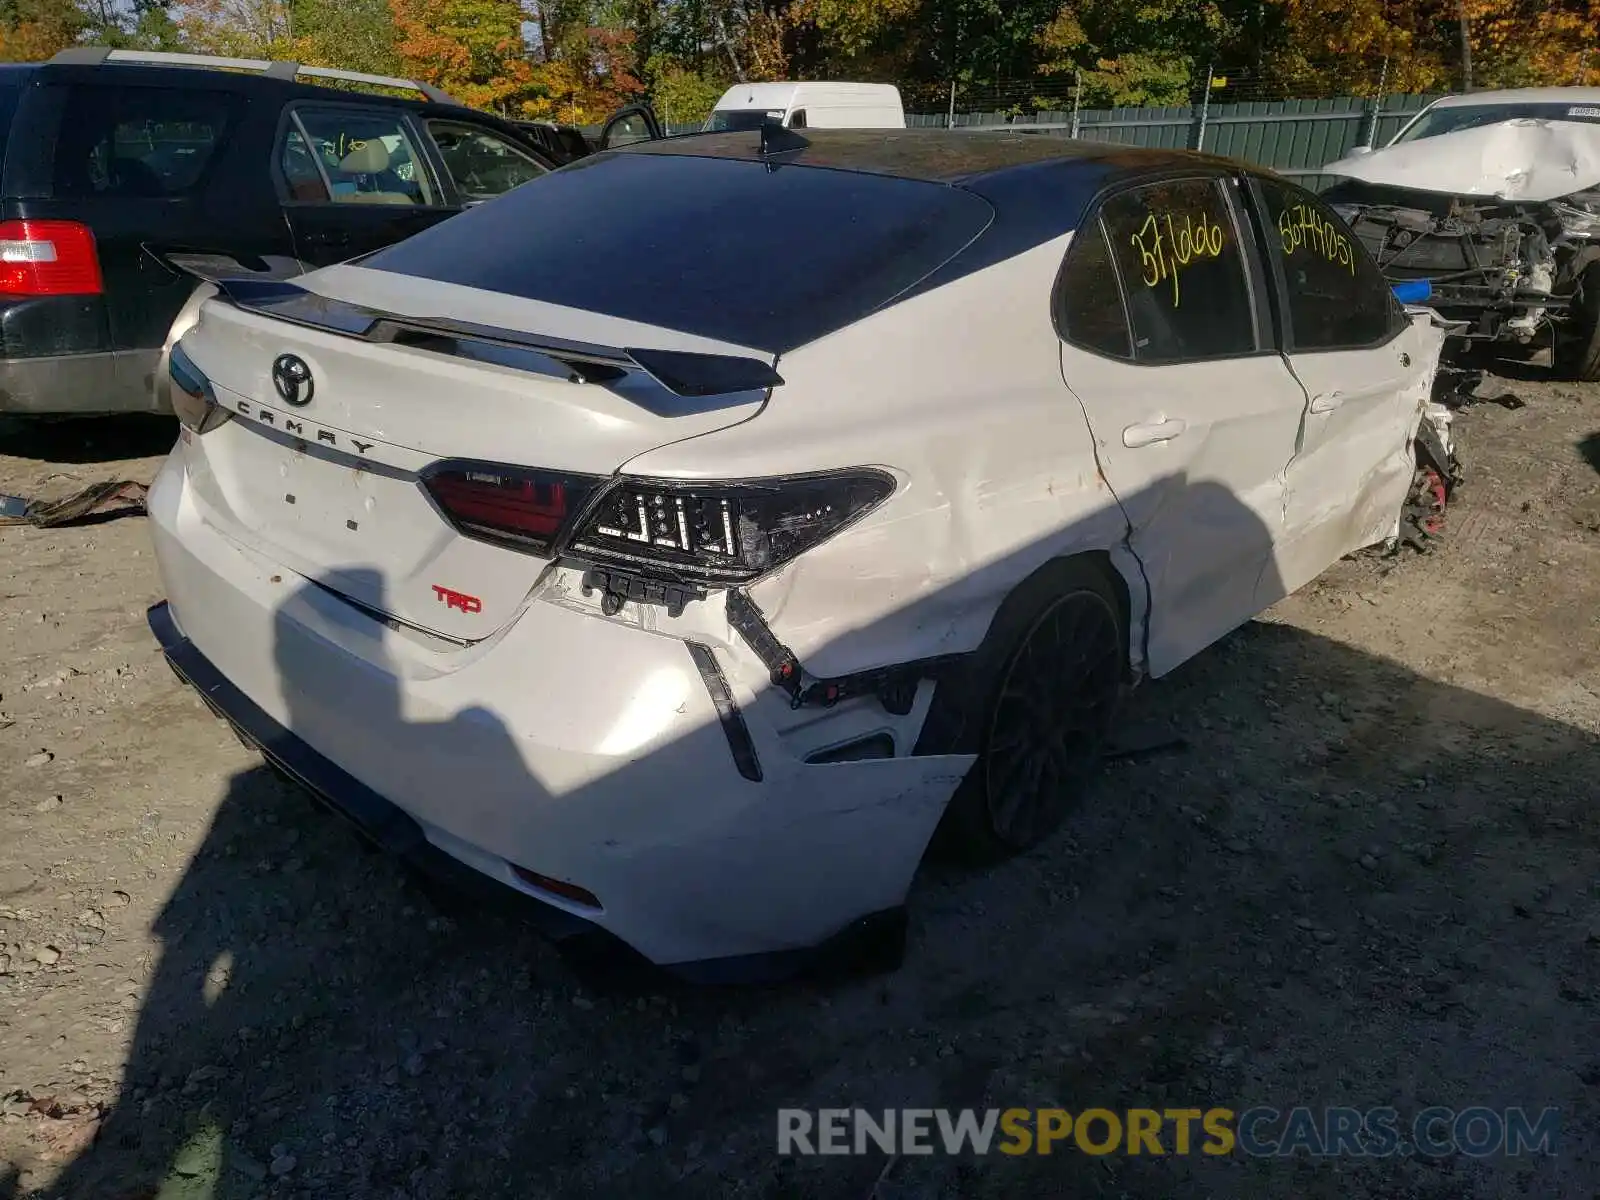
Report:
146,130,1453,981
1324,96,1600,378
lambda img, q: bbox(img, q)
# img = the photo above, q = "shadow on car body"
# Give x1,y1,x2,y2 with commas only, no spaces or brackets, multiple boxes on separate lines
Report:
20,471,1600,1200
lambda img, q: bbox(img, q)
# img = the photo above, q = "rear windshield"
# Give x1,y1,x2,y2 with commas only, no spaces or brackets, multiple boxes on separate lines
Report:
361,150,993,352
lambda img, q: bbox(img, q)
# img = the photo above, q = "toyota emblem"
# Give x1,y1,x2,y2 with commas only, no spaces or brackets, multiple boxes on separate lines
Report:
271,354,314,407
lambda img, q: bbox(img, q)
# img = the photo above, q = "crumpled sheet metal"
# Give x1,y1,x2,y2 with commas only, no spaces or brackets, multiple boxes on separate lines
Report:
1325,118,1600,203
0,480,149,528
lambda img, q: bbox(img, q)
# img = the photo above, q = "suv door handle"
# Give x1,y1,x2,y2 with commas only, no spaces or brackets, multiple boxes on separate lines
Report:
1122,418,1187,448
1309,391,1344,414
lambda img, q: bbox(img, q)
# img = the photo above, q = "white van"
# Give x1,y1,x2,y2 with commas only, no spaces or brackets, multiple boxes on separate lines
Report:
704,82,905,131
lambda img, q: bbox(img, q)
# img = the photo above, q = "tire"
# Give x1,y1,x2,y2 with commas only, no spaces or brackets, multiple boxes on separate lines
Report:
1556,263,1600,382
925,559,1128,864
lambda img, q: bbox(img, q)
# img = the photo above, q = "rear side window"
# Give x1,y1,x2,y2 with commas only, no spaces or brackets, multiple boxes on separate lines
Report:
1253,177,1404,351
1097,178,1257,364
1057,219,1131,358
425,120,546,201
363,152,994,353
286,107,437,207
53,86,237,198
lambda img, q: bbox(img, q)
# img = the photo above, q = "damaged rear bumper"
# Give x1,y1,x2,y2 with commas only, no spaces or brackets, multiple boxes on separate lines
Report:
149,599,918,984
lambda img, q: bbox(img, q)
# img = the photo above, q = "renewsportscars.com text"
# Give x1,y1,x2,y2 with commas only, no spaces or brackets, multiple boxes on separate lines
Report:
777,1106,1560,1158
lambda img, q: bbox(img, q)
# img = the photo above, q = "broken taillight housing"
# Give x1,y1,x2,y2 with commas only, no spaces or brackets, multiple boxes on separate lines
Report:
423,463,606,557
565,469,896,586
168,341,232,435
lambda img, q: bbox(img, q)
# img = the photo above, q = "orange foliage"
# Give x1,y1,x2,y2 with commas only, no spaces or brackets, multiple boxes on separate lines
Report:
1460,0,1600,86
0,21,75,60
389,0,534,113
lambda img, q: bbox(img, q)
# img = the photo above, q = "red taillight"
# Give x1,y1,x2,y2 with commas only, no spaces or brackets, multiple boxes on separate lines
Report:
0,220,103,296
423,464,605,557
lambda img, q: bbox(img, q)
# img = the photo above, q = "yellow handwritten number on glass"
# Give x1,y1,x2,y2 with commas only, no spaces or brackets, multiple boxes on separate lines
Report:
1129,209,1226,307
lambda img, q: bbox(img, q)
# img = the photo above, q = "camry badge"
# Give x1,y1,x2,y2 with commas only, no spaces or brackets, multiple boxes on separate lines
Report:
271,354,314,407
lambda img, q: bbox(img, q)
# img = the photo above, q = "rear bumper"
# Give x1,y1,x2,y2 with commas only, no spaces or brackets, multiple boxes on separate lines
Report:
150,598,913,984
149,598,597,938
0,349,165,416
145,451,969,979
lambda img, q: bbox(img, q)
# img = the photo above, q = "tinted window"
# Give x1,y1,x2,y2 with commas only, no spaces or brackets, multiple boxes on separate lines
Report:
1057,219,1131,358
291,108,436,206
426,120,546,200
1255,177,1401,351
789,109,807,129
1098,178,1256,363
707,109,782,132
363,152,994,352
53,86,237,198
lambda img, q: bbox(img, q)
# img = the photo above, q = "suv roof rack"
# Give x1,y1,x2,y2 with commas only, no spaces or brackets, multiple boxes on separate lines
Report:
48,47,462,107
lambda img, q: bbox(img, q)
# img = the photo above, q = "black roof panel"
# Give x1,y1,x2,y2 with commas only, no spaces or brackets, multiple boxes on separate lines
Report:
622,127,1241,185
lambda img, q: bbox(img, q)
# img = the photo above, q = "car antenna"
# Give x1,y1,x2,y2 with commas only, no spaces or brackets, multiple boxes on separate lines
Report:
759,122,809,166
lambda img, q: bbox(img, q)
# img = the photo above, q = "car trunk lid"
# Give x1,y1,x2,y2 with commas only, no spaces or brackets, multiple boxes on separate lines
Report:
181,266,776,641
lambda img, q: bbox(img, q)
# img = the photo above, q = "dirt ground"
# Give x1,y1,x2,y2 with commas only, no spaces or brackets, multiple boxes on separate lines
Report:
0,377,1597,1200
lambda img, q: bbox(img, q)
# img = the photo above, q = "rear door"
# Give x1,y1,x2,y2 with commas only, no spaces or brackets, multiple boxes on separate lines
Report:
1056,174,1308,676
277,103,454,267
1245,174,1439,597
597,104,662,149
417,116,550,205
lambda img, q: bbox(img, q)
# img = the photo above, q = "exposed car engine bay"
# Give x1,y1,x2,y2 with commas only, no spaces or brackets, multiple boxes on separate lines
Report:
1320,117,1600,378
1323,179,1600,343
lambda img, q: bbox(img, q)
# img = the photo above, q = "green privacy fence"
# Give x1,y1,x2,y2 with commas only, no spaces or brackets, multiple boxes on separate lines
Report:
904,94,1444,180
655,92,1441,183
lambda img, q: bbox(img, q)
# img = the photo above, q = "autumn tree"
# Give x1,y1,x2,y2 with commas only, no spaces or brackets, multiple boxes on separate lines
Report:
290,0,400,75
390,0,534,112
179,0,292,56
0,0,90,60
1034,0,1233,106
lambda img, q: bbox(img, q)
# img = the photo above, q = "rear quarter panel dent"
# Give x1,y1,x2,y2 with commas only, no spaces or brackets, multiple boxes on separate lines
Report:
627,237,1138,680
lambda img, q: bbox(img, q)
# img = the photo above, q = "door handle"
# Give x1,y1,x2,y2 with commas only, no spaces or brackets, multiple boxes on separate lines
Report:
1309,391,1344,414
1122,418,1187,448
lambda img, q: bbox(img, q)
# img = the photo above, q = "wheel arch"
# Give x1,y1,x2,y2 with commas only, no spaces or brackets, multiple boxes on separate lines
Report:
913,545,1144,758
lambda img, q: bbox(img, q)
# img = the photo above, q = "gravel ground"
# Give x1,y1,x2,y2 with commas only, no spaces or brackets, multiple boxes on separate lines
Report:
0,379,1597,1200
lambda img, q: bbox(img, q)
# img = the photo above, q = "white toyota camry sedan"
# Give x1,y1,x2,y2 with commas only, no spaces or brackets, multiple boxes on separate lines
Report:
147,129,1454,981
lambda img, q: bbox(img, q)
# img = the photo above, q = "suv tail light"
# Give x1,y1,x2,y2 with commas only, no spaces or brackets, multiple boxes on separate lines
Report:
0,220,103,295
566,470,896,586
424,464,606,557
169,341,232,434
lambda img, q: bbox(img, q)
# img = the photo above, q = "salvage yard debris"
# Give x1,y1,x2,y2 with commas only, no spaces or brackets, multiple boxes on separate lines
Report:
0,481,148,529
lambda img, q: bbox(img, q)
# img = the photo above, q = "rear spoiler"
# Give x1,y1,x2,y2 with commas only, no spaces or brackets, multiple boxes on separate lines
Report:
210,278,784,399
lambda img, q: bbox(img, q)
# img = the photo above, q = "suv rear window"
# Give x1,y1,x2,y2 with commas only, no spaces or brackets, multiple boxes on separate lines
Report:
53,86,238,198
362,151,993,352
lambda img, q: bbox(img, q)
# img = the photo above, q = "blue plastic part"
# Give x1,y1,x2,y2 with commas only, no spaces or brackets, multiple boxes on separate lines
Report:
1392,279,1433,304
